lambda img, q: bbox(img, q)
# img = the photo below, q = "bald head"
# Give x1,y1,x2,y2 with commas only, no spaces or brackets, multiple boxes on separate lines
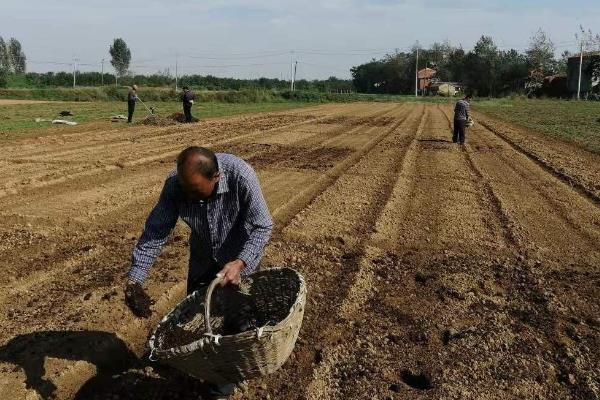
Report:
177,147,218,178
176,147,220,200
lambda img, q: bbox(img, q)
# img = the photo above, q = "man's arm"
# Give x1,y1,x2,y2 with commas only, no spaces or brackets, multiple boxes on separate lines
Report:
128,176,179,284
235,167,274,275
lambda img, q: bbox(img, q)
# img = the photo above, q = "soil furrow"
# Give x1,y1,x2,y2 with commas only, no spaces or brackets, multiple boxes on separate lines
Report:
0,103,598,400
437,106,519,249
302,106,428,400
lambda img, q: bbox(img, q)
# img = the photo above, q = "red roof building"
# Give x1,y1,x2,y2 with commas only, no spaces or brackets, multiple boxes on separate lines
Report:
417,68,437,90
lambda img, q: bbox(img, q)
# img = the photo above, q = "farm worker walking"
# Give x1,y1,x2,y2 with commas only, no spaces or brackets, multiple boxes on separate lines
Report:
452,93,472,144
182,86,196,123
127,84,138,123
124,146,273,399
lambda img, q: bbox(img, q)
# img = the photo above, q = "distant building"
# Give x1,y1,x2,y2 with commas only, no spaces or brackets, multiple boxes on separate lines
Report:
542,75,568,98
567,51,600,97
430,82,464,97
417,68,437,92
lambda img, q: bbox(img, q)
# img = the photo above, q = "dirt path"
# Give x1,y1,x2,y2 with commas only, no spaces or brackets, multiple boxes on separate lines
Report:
0,103,598,400
0,99,54,105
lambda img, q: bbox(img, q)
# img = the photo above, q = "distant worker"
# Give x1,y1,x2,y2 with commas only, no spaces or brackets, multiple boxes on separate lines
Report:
182,86,196,123
453,93,472,145
127,84,138,123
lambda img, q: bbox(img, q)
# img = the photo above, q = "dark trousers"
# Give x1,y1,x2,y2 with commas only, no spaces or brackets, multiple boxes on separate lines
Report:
187,262,238,396
186,262,221,295
127,100,136,123
453,118,466,144
183,104,193,123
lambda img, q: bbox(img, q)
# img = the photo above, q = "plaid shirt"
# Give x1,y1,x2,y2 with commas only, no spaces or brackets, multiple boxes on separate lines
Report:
128,153,273,284
454,99,470,121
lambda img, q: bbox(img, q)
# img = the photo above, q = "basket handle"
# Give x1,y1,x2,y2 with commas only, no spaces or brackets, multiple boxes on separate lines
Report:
204,275,224,335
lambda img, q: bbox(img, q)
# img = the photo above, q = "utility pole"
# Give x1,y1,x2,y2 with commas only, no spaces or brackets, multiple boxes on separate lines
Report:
101,59,105,86
415,48,419,97
175,54,179,92
293,61,298,91
290,51,294,91
72,58,78,88
577,41,584,100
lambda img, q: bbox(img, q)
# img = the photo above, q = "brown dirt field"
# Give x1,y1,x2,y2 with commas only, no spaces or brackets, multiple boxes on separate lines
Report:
0,103,598,400
0,99,54,105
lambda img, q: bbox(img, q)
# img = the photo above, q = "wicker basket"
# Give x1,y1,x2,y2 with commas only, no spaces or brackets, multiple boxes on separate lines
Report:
148,267,306,384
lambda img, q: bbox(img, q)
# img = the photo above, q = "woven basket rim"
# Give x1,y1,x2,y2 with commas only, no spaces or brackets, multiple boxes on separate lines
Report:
149,267,306,360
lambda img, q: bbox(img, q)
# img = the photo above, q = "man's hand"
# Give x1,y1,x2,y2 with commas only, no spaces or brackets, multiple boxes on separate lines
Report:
217,259,245,286
124,281,152,318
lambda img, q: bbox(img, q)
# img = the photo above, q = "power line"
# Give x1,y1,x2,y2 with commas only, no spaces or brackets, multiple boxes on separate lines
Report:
184,51,290,60
178,62,290,69
297,61,350,73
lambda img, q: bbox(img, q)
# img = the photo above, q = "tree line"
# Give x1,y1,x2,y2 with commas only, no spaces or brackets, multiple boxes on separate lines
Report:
351,29,600,97
3,34,598,96
16,71,353,92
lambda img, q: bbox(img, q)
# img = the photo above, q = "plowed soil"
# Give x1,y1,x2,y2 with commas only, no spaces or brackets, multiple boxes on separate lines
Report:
0,103,598,400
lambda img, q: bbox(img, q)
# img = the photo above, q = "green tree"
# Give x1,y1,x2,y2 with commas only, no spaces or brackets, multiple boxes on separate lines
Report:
0,68,7,88
497,49,528,94
587,56,600,93
109,38,131,82
351,59,387,93
557,50,571,75
420,41,455,81
445,48,466,83
526,29,557,75
0,36,10,72
464,36,499,96
8,37,26,74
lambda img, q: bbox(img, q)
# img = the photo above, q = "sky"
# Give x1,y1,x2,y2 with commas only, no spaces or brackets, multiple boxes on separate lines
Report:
1,0,599,80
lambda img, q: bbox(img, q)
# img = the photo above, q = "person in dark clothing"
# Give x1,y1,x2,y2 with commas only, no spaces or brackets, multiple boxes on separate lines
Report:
453,93,472,144
182,86,196,123
127,85,138,123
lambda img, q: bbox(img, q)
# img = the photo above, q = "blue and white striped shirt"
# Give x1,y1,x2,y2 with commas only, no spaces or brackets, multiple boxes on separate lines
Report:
454,99,470,121
128,153,273,284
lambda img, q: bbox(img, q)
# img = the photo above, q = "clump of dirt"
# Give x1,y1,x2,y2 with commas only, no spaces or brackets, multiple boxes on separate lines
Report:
140,113,198,126
168,112,199,123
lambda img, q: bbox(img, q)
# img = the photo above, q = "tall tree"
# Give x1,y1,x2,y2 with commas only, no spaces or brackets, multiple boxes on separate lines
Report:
109,38,131,81
497,49,528,94
0,68,7,88
526,29,557,75
8,38,26,74
557,50,571,75
586,56,600,93
464,36,499,96
576,26,600,52
0,36,10,72
445,48,466,83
